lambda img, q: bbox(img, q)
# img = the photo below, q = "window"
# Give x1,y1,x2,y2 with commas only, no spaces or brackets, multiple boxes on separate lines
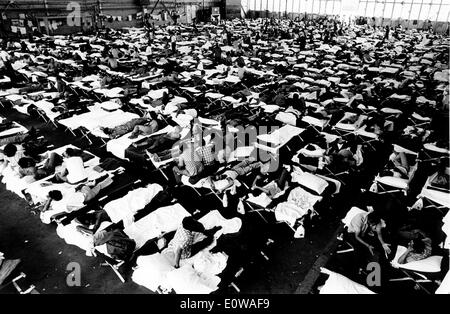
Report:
419,4,431,20
299,0,306,13
428,3,440,21
373,1,384,18
437,4,450,22
313,0,321,13
357,1,368,16
305,0,314,13
392,1,403,19
261,0,268,11
326,0,342,15
286,0,294,13
409,3,421,20
366,1,376,17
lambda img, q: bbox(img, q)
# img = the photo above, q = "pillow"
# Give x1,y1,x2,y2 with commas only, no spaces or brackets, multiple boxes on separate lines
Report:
100,101,121,112
391,246,442,273
376,176,408,190
341,207,367,228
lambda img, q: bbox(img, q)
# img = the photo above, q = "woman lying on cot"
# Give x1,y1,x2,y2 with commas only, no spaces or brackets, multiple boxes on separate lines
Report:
396,229,432,264
208,155,278,194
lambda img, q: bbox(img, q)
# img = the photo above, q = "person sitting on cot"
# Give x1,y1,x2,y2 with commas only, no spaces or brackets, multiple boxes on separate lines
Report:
161,216,222,268
52,148,87,185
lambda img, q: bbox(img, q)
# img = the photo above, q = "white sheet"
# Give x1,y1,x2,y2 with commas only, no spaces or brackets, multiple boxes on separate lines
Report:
106,125,174,160
275,187,322,226
132,210,238,294
104,183,163,225
320,269,375,294
435,270,450,294
0,122,28,138
123,203,190,249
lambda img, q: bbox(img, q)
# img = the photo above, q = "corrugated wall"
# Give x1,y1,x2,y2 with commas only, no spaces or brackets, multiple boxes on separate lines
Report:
0,0,224,35
226,0,241,19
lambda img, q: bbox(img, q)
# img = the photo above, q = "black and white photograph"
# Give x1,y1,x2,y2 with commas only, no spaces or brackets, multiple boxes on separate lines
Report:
0,0,449,300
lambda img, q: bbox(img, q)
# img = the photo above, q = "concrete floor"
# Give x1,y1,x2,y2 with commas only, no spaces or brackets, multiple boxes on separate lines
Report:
0,107,346,294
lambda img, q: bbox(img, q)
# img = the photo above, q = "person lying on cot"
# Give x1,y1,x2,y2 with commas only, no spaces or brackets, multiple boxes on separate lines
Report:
128,111,160,139
101,117,149,139
397,232,432,264
40,174,113,215
207,157,276,194
134,125,183,152
100,112,160,140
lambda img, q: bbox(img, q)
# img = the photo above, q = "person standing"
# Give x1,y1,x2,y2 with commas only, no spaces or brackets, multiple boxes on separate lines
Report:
170,32,177,55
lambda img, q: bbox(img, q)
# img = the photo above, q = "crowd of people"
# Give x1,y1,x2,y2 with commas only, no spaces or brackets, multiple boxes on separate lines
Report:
0,14,449,294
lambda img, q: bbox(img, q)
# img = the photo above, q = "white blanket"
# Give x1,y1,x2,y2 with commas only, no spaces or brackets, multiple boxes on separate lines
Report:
132,210,240,294
0,122,28,138
275,187,322,226
104,183,163,225
106,125,174,160
59,109,139,136
124,203,190,249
